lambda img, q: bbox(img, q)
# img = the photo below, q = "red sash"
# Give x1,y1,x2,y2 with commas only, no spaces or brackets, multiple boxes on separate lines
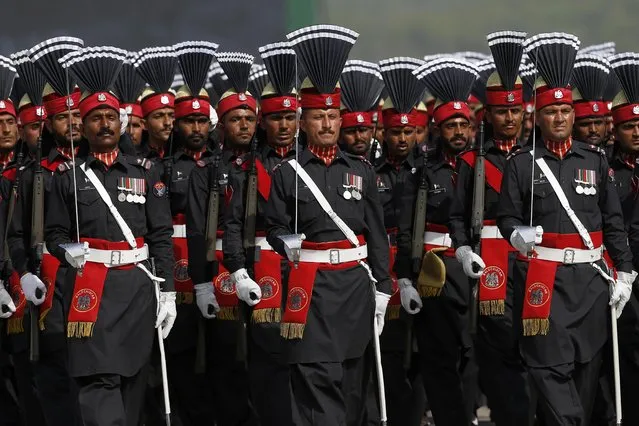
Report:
460,151,503,193
67,237,144,338
520,231,603,336
281,235,366,339
385,228,401,320
38,253,61,329
252,232,284,324
479,220,517,316
6,271,26,335
171,214,193,305
212,245,237,321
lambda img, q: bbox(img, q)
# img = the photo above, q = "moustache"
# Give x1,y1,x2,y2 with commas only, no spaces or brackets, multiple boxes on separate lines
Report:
319,130,335,135
451,136,467,143
97,128,115,137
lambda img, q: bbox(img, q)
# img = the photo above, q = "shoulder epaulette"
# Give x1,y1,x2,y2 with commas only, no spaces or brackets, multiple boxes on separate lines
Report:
196,156,215,168
57,161,75,173
343,151,372,167
131,156,153,170
580,141,606,157
507,145,532,160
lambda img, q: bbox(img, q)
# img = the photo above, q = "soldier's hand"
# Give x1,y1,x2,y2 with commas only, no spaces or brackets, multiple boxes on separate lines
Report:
155,291,177,338
397,278,422,314
20,273,47,306
194,282,221,319
455,246,486,279
374,291,391,335
231,268,261,306
0,285,16,319
610,271,638,318
510,226,543,256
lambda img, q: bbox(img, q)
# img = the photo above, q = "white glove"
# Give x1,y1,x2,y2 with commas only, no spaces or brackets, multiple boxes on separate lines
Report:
63,241,90,269
155,291,177,339
20,273,47,305
231,268,261,306
119,108,129,135
455,246,486,279
375,291,391,335
610,271,638,318
397,278,422,314
510,226,544,256
194,282,220,319
282,233,306,263
0,285,16,319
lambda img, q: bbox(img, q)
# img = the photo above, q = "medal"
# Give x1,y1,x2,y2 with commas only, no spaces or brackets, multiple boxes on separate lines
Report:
139,195,146,204
118,193,126,202
352,190,362,200
126,193,134,203
343,190,352,200
576,185,584,195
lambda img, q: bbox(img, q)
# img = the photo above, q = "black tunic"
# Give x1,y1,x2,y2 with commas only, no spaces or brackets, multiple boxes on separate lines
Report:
44,153,174,377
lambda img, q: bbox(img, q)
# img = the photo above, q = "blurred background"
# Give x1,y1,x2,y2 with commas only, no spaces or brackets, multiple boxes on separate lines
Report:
2,0,637,58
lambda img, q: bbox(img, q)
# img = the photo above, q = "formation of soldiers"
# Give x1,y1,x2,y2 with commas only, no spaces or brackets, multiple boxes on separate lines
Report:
0,26,638,426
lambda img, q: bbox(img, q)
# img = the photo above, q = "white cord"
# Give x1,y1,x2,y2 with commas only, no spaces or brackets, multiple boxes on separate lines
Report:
65,69,81,243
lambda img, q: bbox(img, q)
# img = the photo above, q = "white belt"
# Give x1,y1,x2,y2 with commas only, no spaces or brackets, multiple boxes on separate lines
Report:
423,232,452,248
299,244,368,264
481,226,504,239
534,246,603,264
172,226,271,252
86,244,150,267
172,224,187,238
255,237,273,251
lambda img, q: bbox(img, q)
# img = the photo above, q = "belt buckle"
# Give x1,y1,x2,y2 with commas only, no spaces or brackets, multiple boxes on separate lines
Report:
563,249,575,264
329,249,340,264
110,251,121,265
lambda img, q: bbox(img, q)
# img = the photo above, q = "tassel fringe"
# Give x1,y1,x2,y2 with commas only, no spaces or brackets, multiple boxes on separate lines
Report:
252,308,281,324
67,321,95,338
280,322,305,339
479,300,505,316
522,318,550,336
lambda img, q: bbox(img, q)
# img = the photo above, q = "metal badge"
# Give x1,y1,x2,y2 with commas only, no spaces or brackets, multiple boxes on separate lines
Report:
343,190,352,200
352,190,362,200
576,185,584,195
118,193,126,202
126,193,134,203
139,195,146,204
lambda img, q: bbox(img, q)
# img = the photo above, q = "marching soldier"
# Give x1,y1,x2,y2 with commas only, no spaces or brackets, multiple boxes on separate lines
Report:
397,56,480,426
264,25,392,426
45,46,176,426
186,50,259,426
449,31,530,426
571,54,609,148
497,33,635,425
221,41,299,426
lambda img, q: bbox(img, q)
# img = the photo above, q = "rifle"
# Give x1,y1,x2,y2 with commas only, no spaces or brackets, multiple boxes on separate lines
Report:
469,120,485,335
369,115,380,163
238,134,260,365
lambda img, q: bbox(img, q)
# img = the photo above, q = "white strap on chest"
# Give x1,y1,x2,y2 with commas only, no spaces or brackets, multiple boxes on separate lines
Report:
80,164,137,249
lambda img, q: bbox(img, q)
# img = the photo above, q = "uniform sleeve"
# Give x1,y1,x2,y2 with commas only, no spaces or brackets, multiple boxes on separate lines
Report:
264,166,292,258
7,168,33,276
597,155,633,273
630,195,639,271
496,155,525,243
0,179,8,275
186,165,214,284
449,158,473,249
394,163,419,280
144,165,175,292
363,165,392,294
222,166,247,273
44,172,72,265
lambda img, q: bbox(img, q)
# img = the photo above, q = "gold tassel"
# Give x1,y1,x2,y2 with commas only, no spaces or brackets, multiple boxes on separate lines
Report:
479,300,505,316
252,308,281,324
418,285,442,298
39,308,51,331
6,317,24,335
67,321,95,338
176,292,193,305
216,306,239,321
385,305,401,320
280,322,305,339
522,318,550,336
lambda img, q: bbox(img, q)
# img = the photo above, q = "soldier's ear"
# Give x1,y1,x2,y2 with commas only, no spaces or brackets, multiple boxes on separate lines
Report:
140,119,147,131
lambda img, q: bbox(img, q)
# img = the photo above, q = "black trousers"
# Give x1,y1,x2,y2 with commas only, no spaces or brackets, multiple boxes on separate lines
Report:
416,298,477,426
528,350,603,426
33,347,82,426
290,353,373,426
620,351,639,425
11,351,46,426
380,351,426,426
0,351,21,426
75,367,148,426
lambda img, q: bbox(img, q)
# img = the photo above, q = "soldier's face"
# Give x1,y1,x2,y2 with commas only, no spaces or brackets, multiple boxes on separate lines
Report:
415,125,428,145
537,104,574,142
177,114,210,151
522,111,534,142
375,127,385,145
142,108,174,145
261,112,297,147
0,114,18,152
45,110,82,147
614,119,639,154
605,115,615,143
300,109,341,147
486,106,523,140
340,126,373,156
439,117,470,153
385,126,416,158
220,108,257,147
19,121,43,151
573,117,605,146
127,115,143,146
80,107,120,153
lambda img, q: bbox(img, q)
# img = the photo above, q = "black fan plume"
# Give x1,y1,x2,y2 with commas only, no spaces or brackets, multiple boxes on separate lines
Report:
259,41,297,95
286,24,358,94
59,46,127,94
471,59,495,104
519,55,537,102
0,55,16,101
610,52,639,104
379,57,425,113
207,62,231,102
113,51,146,104
524,32,580,89
572,54,610,101
174,41,218,95
340,60,384,112
215,52,254,93
248,64,270,100
28,36,84,95
414,57,479,104
580,42,616,58
134,46,177,93
487,30,527,90
11,49,46,105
